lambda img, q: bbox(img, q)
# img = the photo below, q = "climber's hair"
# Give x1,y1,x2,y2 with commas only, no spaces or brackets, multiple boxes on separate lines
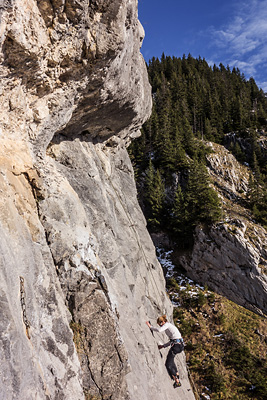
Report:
157,315,167,325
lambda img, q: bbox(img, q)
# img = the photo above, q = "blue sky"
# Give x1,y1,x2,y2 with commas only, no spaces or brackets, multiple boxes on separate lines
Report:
138,0,267,92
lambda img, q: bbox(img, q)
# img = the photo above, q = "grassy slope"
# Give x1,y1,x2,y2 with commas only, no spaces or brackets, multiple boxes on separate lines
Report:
166,270,267,400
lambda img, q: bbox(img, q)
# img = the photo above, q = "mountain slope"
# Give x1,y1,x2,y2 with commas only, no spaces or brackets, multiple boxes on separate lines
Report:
129,54,267,316
180,142,267,315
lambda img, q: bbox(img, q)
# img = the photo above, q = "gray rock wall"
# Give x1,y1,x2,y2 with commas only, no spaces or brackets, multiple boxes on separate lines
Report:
0,1,194,399
180,221,267,315
180,143,267,316
37,136,194,400
0,154,85,400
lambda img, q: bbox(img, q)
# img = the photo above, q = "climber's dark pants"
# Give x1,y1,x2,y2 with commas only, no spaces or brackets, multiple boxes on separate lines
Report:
165,342,184,379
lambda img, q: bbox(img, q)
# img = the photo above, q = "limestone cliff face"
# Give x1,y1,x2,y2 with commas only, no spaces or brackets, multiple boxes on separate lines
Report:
180,143,267,316
0,1,194,399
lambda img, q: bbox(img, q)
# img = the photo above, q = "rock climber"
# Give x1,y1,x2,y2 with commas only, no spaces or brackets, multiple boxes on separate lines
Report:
146,315,184,388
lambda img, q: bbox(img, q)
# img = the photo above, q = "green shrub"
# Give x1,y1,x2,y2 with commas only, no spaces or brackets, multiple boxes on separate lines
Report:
216,313,226,325
206,362,226,394
180,318,195,336
197,291,207,308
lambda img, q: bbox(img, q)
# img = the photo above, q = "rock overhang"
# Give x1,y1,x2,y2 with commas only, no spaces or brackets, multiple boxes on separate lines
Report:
0,0,152,156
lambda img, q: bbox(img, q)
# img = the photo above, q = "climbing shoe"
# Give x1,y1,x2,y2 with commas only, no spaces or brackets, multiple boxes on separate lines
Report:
173,381,181,388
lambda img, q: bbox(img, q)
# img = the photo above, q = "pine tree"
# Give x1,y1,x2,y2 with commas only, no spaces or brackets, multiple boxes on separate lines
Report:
185,161,222,226
143,160,166,228
247,173,259,206
181,116,196,157
204,118,213,140
247,172,267,228
155,111,175,172
147,169,166,228
171,184,186,236
144,158,155,204
230,141,245,163
251,151,262,182
173,127,188,169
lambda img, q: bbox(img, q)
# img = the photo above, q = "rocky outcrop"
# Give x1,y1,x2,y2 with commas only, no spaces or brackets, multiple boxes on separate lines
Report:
180,143,267,316
180,220,267,315
0,0,151,152
0,1,194,399
224,132,267,165
206,142,250,201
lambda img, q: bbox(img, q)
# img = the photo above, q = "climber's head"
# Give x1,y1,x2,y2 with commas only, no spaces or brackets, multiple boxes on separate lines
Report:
157,315,167,326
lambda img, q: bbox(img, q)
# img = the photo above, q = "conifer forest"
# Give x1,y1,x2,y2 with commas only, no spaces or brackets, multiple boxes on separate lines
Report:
129,54,267,247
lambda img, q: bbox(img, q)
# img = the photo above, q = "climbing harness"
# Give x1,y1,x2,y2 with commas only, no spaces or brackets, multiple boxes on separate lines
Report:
170,338,184,345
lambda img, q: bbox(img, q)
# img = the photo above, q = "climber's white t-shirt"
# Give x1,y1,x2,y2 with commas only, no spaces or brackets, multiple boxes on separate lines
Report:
150,322,182,341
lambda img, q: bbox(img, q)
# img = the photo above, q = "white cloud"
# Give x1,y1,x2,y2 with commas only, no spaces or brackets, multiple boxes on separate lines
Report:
260,84,267,93
208,0,267,87
229,59,256,75
206,59,216,67
214,4,267,54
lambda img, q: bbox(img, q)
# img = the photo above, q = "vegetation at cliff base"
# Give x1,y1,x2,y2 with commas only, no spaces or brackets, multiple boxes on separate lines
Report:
167,271,267,400
128,54,267,242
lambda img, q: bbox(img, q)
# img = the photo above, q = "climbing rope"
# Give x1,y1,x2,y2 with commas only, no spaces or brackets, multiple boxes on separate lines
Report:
19,276,31,339
186,364,200,400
